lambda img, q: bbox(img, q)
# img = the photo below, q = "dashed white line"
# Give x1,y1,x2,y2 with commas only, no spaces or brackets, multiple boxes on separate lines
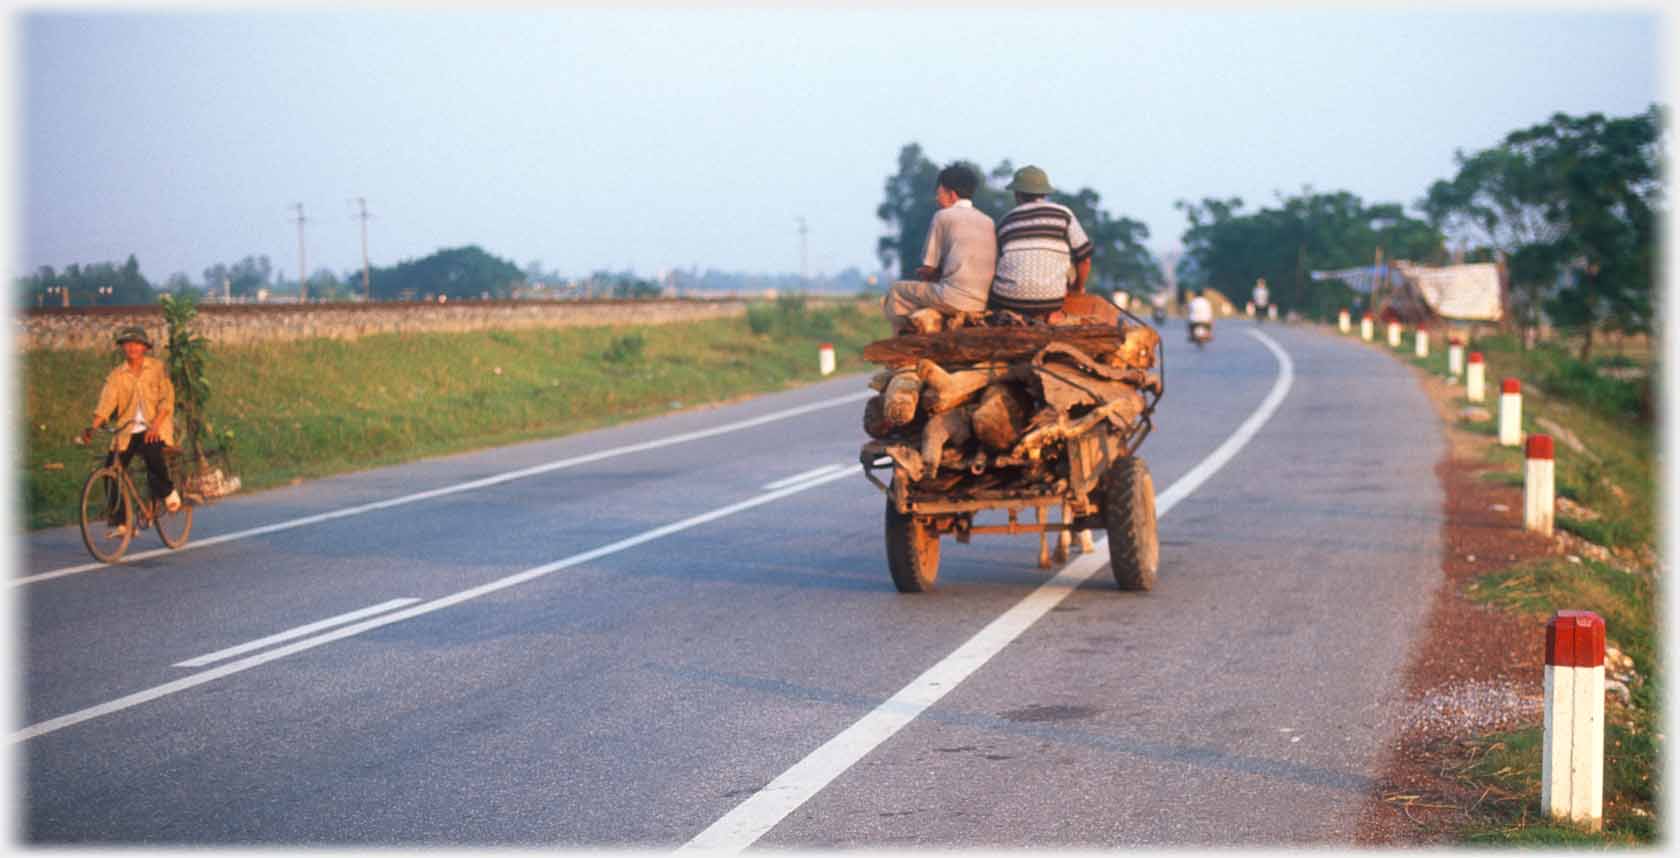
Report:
679,328,1295,852
17,390,874,588
763,464,848,491
11,466,861,744
172,598,422,668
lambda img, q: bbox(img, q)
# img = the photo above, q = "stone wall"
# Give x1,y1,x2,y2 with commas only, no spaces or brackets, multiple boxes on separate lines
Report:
16,298,755,351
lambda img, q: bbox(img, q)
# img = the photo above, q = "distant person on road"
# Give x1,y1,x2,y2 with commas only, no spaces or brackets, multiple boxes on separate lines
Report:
1187,290,1215,331
1251,277,1270,321
988,165,1094,318
882,163,997,334
80,326,180,537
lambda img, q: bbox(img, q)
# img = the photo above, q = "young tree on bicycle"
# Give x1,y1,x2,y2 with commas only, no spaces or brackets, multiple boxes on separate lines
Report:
78,326,180,537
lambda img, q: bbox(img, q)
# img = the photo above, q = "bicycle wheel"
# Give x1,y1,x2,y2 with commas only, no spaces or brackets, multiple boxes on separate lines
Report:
153,490,193,549
80,467,133,564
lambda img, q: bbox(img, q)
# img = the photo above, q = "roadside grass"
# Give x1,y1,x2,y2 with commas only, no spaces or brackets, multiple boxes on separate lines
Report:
1375,322,1660,845
1458,556,1660,844
1446,334,1656,549
22,300,889,529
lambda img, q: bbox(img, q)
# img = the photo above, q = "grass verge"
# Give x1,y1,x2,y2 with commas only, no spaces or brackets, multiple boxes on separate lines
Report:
22,297,889,530
1460,557,1660,843
1378,324,1659,845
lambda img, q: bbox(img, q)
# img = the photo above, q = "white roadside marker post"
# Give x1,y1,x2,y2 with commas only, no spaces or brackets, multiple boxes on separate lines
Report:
1360,313,1374,342
1525,434,1555,535
818,342,835,376
1246,301,1255,317
1386,320,1402,348
1338,308,1351,334
1543,610,1605,832
1499,378,1523,446
1448,337,1465,377
1466,352,1486,402
1415,328,1429,359
1267,304,1277,321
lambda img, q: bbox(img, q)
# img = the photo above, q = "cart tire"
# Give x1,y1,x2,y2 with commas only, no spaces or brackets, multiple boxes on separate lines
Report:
884,499,940,593
1102,457,1158,591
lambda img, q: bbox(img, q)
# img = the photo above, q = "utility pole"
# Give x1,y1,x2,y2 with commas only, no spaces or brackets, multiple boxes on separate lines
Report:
352,197,373,301
291,203,308,303
795,216,808,285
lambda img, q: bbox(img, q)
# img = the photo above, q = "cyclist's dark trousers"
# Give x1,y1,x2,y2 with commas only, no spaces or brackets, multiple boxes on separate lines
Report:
105,432,173,523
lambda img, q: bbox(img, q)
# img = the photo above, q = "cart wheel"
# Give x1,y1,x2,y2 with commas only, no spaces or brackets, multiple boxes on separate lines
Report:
884,498,940,593
1102,457,1158,591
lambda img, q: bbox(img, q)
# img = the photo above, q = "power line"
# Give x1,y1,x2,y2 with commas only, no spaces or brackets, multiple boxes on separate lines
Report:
351,197,373,301
795,216,808,284
290,203,308,303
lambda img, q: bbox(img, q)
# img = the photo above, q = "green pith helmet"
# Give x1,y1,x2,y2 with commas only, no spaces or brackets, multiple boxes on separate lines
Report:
1007,165,1054,195
114,326,153,348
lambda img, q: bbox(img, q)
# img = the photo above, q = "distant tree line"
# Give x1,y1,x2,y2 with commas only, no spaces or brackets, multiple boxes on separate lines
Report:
1173,190,1443,321
1169,105,1661,358
19,255,155,307
880,104,1662,357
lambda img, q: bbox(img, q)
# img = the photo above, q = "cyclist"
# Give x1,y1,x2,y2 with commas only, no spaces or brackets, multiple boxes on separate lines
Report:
79,326,180,537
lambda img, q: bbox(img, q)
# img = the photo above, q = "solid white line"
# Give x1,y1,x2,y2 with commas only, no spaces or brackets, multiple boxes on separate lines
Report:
11,467,861,744
678,328,1295,853
16,390,875,588
763,464,848,491
171,598,422,668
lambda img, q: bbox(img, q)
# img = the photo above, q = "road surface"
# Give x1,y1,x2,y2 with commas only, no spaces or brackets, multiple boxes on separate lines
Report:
15,320,1442,847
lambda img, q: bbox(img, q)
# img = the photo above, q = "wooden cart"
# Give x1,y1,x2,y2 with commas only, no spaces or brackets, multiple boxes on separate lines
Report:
857,310,1164,593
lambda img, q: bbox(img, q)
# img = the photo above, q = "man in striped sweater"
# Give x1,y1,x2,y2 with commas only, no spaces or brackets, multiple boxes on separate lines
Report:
989,165,1094,317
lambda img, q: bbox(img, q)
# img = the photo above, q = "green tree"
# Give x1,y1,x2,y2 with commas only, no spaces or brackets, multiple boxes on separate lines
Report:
876,143,944,278
17,256,155,306
1422,106,1662,357
368,245,524,301
1176,189,1442,320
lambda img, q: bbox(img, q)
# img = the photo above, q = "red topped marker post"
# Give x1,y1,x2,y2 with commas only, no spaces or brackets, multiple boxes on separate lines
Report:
1543,610,1605,831
1447,336,1465,377
1386,319,1403,348
1360,313,1374,342
1338,308,1351,334
1466,352,1486,402
818,343,836,376
1499,378,1523,446
1525,434,1555,535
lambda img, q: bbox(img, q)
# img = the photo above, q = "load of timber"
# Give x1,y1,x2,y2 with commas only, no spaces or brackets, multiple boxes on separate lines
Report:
859,318,1160,494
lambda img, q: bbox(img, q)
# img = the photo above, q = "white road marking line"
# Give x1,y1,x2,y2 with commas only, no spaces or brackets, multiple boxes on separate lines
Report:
171,598,422,668
679,328,1295,853
17,390,875,588
11,467,862,744
763,464,848,491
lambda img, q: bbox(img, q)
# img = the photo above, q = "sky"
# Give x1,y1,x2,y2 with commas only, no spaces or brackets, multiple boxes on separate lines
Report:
8,5,1666,286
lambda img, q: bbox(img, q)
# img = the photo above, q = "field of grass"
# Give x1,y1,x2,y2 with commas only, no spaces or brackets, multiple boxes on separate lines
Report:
1390,325,1659,845
21,297,889,530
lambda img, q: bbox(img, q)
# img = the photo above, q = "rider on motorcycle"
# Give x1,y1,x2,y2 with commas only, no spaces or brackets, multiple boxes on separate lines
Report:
1187,290,1215,339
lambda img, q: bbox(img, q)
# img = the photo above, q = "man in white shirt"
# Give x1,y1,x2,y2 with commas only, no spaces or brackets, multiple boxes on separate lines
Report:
882,164,997,333
1187,290,1215,331
1251,278,1270,322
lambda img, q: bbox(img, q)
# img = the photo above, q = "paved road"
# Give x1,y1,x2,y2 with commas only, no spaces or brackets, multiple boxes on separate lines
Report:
15,320,1443,847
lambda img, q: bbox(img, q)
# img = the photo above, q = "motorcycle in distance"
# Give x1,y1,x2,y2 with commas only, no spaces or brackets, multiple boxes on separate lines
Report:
1151,303,1168,325
1188,320,1213,349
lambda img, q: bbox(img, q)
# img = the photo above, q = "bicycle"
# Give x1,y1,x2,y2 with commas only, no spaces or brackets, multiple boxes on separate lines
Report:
76,423,194,563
